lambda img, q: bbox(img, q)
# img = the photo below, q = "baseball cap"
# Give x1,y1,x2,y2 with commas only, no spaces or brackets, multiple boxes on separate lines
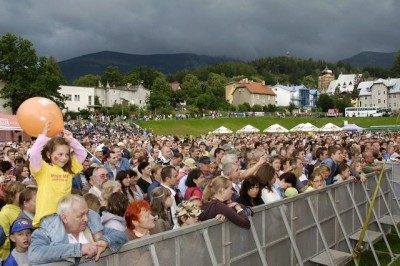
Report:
183,158,196,169
198,156,211,164
222,144,240,155
175,201,202,218
11,219,34,234
95,144,104,152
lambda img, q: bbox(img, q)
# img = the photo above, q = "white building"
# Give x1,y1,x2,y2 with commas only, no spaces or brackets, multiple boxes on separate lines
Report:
271,85,317,109
358,78,400,111
325,74,363,95
59,83,150,112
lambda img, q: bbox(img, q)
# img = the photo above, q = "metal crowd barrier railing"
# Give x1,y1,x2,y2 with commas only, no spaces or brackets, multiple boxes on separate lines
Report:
55,163,400,266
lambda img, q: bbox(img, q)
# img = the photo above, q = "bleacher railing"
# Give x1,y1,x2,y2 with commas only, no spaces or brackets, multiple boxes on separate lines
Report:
66,163,400,266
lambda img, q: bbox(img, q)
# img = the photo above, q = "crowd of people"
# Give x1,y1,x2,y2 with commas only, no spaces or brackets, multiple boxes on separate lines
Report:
0,118,399,264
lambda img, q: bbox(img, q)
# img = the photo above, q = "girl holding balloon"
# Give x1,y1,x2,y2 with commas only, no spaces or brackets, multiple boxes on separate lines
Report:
29,121,88,227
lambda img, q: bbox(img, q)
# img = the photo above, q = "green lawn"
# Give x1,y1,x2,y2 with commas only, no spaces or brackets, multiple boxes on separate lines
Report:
346,229,400,266
135,116,399,136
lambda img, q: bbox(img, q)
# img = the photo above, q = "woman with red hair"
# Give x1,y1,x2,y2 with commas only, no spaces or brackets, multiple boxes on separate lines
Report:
124,200,155,240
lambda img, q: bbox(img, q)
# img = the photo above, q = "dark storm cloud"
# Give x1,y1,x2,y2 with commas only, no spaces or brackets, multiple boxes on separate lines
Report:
1,0,399,62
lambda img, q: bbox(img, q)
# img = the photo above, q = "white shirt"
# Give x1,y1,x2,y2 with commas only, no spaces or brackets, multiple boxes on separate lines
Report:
88,186,104,201
68,231,90,244
261,187,281,204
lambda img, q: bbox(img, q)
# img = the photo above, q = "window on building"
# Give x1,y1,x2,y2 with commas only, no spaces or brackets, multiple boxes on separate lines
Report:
370,104,372,107
88,96,92,105
389,103,392,107
66,94,72,101
384,100,385,103
384,91,386,94
378,91,381,95
378,99,381,103
394,95,397,98
394,102,397,107
389,95,392,98
365,97,367,100
74,95,80,101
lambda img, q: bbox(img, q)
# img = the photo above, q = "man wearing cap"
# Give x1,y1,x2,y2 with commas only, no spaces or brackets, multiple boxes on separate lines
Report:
198,156,212,179
222,144,240,156
90,145,104,165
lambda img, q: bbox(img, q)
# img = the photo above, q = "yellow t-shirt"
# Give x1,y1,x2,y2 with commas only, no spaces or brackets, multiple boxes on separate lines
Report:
0,204,21,259
31,156,83,227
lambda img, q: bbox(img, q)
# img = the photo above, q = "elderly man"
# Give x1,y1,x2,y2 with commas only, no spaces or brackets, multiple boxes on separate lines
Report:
362,150,383,173
88,166,109,201
29,194,127,265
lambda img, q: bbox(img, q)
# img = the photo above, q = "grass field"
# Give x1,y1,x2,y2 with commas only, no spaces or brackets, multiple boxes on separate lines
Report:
135,116,400,136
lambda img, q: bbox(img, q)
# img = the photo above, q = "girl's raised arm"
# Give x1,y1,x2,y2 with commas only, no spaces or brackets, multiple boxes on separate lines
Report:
30,122,51,172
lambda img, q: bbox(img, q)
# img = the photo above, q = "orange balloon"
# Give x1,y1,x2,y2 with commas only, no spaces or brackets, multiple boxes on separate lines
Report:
17,97,64,137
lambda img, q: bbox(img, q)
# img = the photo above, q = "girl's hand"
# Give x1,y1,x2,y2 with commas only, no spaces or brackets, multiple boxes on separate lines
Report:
215,214,225,222
63,129,73,142
42,121,51,136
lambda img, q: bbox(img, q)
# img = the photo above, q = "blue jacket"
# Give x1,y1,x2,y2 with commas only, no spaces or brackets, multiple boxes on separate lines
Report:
28,210,128,265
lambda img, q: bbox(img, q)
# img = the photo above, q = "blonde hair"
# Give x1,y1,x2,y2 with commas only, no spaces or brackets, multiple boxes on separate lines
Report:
202,176,232,204
313,164,331,177
101,181,122,202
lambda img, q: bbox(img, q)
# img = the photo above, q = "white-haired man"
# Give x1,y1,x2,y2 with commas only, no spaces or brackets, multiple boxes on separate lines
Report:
29,194,127,265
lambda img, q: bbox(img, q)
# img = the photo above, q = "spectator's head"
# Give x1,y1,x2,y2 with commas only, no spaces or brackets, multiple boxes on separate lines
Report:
15,164,30,183
9,219,34,252
101,181,122,203
57,194,89,235
309,172,324,189
239,176,261,201
222,162,240,183
150,187,172,220
19,186,37,215
255,163,276,191
151,163,163,182
83,193,101,212
5,181,25,205
14,156,26,168
42,137,73,173
313,164,331,180
91,166,109,188
137,161,150,174
125,200,154,233
328,146,343,163
107,192,129,217
161,165,178,188
185,169,204,188
175,201,202,227
202,176,232,203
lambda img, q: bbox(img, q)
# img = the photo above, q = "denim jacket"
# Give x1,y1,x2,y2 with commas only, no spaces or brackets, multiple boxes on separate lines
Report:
28,210,128,265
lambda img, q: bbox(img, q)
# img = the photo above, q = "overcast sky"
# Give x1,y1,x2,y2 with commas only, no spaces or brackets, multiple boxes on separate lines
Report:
1,0,399,63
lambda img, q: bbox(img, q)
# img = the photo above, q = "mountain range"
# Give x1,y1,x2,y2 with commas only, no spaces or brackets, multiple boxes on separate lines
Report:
58,51,236,84
58,50,396,84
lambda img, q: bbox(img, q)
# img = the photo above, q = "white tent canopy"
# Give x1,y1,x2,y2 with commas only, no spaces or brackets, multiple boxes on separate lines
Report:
236,124,260,134
319,123,342,132
290,123,305,132
290,123,319,132
263,123,289,133
342,124,364,132
211,126,233,134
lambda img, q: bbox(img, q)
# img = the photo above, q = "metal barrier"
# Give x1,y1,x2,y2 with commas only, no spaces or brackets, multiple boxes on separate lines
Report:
72,165,400,265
